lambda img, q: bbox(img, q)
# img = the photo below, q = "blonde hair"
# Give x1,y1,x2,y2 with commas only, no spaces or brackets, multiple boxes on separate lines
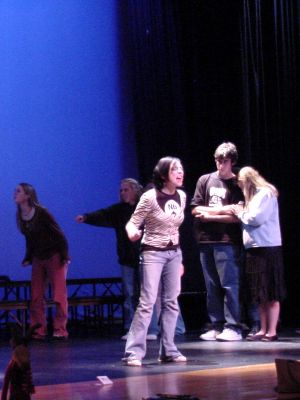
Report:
238,166,278,205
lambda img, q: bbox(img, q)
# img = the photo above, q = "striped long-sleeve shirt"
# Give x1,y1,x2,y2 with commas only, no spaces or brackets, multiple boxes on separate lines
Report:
128,188,186,249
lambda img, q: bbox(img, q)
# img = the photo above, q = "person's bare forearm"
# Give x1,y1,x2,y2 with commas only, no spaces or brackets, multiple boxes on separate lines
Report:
192,206,222,216
193,210,240,223
201,214,240,223
192,205,239,217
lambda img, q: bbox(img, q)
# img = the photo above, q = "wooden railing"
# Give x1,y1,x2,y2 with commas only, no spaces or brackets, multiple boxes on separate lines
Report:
0,277,124,333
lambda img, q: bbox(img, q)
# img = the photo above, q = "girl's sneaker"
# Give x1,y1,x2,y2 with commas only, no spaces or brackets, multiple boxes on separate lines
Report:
158,354,187,363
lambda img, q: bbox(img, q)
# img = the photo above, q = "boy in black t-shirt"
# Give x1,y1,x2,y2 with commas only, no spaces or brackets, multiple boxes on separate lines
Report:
191,142,244,341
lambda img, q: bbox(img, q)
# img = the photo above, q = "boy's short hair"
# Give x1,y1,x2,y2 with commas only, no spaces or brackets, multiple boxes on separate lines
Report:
214,142,238,164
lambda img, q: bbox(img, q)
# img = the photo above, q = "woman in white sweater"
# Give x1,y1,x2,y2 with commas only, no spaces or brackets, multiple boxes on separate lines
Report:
123,156,186,366
231,167,285,341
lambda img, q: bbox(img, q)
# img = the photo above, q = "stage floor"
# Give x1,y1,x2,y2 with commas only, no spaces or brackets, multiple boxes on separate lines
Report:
1,330,300,399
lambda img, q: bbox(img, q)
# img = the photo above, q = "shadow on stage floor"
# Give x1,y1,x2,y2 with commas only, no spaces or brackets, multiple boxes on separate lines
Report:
1,329,300,399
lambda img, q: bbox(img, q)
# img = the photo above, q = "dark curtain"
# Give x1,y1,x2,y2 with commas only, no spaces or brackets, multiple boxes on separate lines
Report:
124,0,189,183
241,0,300,174
241,0,300,324
122,0,300,324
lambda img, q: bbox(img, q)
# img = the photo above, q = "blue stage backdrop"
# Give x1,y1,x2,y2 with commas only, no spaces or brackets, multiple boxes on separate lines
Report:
0,1,137,279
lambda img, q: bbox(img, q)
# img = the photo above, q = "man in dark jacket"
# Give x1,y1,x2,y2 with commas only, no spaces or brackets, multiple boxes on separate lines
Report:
76,178,158,339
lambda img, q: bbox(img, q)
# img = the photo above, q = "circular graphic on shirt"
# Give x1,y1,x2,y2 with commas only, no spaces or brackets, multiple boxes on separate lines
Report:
164,199,180,218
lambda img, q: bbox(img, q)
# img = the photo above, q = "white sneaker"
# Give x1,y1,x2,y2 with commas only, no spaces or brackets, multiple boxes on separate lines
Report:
121,333,129,340
146,334,157,340
216,328,242,341
158,354,187,363
125,358,142,367
199,329,221,341
173,355,187,363
52,334,68,341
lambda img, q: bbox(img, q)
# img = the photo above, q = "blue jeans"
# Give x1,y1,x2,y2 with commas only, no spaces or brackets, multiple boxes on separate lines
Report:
121,265,162,335
148,304,159,335
200,244,241,330
248,304,260,324
155,283,186,335
175,310,186,335
124,249,183,361
121,265,139,330
147,299,185,336
239,248,260,327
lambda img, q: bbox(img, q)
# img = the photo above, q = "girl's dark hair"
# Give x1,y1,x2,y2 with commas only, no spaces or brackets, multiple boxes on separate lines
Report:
16,183,40,230
152,156,182,189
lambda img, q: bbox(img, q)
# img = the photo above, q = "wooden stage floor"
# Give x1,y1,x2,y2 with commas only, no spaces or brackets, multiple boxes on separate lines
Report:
1,330,300,399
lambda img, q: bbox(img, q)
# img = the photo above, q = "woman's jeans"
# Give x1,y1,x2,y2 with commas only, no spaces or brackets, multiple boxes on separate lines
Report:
124,249,182,360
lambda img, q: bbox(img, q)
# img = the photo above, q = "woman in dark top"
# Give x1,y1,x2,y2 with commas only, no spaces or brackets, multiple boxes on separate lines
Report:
14,183,70,340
